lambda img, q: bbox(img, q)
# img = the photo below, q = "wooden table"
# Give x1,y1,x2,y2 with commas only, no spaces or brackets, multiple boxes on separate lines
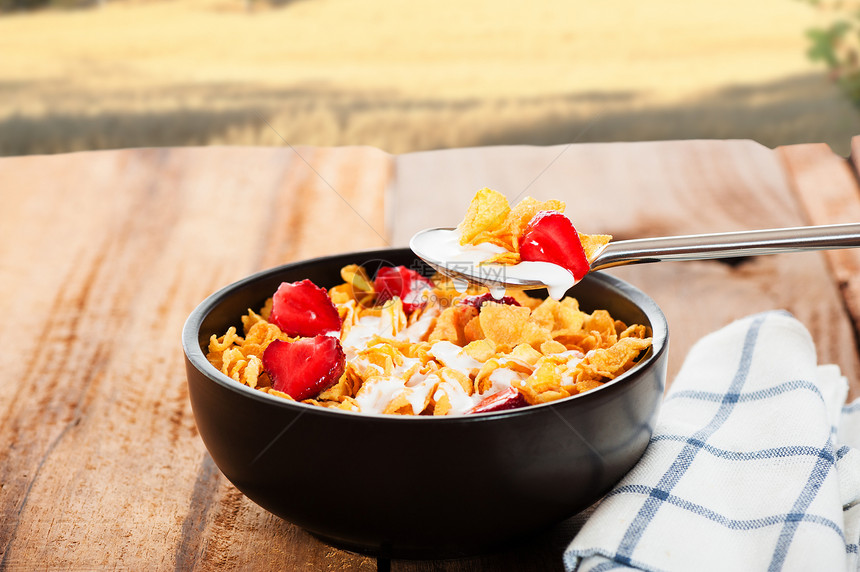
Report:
1,139,859,570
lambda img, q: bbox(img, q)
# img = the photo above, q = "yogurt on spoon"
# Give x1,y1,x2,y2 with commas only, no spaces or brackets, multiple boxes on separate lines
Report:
409,228,578,300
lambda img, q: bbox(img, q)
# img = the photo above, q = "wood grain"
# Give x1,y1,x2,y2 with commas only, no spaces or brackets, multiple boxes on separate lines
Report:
778,141,860,399
0,146,389,570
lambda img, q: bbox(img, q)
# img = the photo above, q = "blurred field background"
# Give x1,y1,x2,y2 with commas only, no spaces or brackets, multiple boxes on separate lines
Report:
1,0,859,156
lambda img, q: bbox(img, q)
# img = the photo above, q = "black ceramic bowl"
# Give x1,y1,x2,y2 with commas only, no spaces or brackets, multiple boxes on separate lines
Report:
182,248,668,559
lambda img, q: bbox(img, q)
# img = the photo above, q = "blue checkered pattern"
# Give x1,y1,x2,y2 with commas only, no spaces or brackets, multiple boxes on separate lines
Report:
564,311,860,571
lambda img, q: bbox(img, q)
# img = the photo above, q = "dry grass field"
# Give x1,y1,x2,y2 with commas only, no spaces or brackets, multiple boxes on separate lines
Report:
1,0,859,156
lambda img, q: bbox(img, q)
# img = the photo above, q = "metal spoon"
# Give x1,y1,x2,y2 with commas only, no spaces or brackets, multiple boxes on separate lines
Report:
409,223,860,292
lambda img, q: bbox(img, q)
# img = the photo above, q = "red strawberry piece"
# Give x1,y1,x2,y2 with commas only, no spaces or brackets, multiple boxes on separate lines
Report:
459,292,521,309
262,335,346,401
519,210,590,281
269,279,342,338
467,386,528,414
373,265,434,314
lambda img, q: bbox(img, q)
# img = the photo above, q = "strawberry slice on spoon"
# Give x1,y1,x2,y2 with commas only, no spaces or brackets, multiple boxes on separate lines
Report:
519,210,590,281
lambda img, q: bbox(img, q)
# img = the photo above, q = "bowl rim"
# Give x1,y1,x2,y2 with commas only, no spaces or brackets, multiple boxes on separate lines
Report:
182,247,668,423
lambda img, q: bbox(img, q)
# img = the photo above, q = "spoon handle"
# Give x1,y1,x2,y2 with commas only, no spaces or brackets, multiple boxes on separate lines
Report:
592,223,860,271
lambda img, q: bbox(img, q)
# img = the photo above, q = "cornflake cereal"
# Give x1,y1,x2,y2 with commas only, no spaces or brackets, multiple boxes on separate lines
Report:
458,187,612,267
206,264,653,416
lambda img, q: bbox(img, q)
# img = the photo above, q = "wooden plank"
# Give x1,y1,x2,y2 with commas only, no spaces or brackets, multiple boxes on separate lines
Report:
3,138,860,572
389,140,860,394
389,140,806,244
778,142,860,399
0,146,390,570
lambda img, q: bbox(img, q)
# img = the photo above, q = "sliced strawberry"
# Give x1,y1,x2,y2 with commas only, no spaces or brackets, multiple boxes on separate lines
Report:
467,386,528,414
262,335,346,400
519,210,590,281
269,279,342,338
459,292,521,309
374,265,434,314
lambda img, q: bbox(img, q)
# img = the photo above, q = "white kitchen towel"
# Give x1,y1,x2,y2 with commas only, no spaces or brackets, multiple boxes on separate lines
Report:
564,311,860,571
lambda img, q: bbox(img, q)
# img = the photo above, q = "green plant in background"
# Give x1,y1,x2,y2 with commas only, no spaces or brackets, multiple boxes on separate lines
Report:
803,0,860,106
